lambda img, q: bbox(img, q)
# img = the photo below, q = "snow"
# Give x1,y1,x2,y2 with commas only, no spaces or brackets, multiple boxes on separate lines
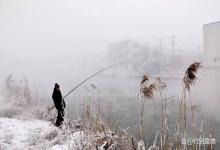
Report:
0,94,112,150
0,117,82,150
0,93,83,150
0,118,50,149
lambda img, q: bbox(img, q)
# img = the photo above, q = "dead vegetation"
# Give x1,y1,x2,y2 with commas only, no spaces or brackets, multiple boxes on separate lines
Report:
1,62,215,150
133,62,214,150
47,61,213,150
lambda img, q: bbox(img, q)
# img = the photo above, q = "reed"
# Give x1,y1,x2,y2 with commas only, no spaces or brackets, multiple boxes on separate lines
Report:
179,62,202,150
135,62,207,150
44,62,214,150
138,74,156,140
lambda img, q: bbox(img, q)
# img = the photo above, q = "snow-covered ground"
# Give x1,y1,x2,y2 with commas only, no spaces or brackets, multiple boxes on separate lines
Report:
0,94,87,150
0,117,82,150
0,118,50,149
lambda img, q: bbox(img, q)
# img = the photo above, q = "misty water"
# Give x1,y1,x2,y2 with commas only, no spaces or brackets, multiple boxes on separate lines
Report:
59,70,220,148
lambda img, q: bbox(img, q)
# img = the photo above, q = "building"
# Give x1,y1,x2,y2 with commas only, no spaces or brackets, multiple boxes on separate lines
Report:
203,21,220,65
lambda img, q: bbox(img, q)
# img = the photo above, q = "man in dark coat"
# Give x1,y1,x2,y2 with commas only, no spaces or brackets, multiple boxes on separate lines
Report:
52,83,65,127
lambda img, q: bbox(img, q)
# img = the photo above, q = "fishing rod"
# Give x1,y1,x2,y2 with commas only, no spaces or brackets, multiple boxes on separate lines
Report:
48,62,125,111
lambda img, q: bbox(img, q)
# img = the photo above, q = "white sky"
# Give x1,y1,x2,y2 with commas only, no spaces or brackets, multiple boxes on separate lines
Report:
0,0,220,81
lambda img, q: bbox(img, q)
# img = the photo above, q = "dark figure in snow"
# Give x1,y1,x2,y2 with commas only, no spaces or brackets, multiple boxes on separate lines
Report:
52,83,65,127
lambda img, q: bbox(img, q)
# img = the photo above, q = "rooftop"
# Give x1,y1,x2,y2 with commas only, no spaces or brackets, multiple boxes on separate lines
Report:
203,20,220,26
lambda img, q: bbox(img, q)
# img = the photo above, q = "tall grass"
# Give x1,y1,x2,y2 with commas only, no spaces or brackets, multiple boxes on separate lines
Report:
138,74,156,140
8,62,214,150
133,62,215,150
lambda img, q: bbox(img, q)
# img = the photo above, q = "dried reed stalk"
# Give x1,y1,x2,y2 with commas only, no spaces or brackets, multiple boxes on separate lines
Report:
155,77,167,150
138,74,156,140
131,136,136,150
180,62,201,150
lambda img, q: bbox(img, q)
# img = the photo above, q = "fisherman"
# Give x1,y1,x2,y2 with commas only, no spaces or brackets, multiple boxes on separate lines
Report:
52,83,65,127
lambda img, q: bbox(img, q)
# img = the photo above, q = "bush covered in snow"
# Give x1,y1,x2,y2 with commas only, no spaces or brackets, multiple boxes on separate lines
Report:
30,105,57,121
0,103,23,118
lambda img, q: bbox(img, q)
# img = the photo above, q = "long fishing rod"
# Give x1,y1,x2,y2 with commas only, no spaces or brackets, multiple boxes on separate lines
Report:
48,62,125,111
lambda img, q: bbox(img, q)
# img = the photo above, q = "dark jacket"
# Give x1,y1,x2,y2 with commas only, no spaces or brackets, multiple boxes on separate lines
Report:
52,88,65,110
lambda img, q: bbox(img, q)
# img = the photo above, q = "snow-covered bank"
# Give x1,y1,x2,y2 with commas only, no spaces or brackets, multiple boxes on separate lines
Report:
0,94,120,150
0,118,50,149
0,117,81,150
0,117,121,150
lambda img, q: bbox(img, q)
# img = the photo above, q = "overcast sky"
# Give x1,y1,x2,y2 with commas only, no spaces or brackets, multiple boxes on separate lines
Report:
0,0,220,82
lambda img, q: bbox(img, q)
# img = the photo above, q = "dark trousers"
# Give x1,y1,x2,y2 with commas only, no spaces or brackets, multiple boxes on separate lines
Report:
55,109,64,126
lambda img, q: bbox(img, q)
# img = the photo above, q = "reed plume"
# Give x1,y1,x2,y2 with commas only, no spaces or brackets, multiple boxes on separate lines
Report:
139,74,156,99
141,74,149,85
183,62,201,91
139,83,156,99
156,77,166,90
